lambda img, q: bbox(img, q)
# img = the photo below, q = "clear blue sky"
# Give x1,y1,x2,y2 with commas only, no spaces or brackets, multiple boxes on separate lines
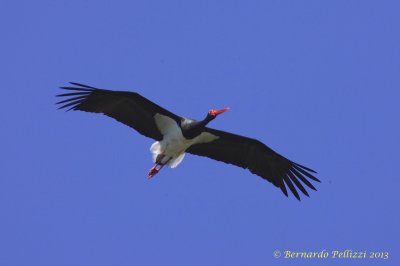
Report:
1,1,399,265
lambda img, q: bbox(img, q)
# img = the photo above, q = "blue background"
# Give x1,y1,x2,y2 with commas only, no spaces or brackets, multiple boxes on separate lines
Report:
1,1,399,265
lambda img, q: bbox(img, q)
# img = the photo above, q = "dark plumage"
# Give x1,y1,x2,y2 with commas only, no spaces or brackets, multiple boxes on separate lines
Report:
57,82,320,200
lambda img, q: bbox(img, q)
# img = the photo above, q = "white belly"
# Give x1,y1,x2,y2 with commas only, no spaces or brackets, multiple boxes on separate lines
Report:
150,114,219,168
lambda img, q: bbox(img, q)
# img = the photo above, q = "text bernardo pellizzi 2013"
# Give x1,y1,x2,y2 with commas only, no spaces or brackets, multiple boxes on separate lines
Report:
273,249,389,260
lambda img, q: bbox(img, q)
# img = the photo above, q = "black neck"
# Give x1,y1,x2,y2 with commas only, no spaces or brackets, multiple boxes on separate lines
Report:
181,114,215,139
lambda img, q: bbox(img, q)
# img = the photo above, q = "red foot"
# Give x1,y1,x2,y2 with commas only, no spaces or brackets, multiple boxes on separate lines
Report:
148,165,160,178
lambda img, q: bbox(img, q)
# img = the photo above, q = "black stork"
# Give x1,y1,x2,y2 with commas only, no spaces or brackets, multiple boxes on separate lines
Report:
56,82,320,200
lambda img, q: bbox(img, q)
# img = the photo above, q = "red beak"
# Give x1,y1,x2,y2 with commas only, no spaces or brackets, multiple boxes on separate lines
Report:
209,107,230,116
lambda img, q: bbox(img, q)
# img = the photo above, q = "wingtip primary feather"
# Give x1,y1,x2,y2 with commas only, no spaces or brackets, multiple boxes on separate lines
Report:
56,83,97,111
292,165,321,183
56,95,87,105
56,91,91,97
293,162,317,174
59,86,94,92
287,172,309,197
290,169,317,191
57,98,85,110
280,186,289,197
69,82,96,89
282,174,301,201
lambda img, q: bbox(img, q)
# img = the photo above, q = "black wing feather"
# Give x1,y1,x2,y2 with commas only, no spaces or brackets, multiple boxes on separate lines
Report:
290,168,317,191
292,164,320,182
69,82,97,89
287,171,309,197
56,82,181,140
56,95,88,105
282,174,300,201
57,82,319,200
187,128,320,200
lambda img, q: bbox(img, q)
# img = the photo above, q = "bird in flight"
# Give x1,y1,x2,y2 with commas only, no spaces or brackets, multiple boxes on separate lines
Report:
57,82,320,200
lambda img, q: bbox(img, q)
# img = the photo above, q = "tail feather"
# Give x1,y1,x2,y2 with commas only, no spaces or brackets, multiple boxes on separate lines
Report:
150,141,162,163
150,141,186,168
168,153,185,168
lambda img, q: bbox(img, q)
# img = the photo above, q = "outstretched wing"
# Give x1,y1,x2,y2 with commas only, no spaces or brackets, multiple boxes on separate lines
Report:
186,128,320,200
56,82,181,141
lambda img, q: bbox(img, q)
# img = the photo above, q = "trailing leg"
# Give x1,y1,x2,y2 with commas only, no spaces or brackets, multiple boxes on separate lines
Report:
147,156,172,179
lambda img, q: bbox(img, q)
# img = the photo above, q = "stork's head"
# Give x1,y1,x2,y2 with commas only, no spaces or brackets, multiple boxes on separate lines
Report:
207,107,230,120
